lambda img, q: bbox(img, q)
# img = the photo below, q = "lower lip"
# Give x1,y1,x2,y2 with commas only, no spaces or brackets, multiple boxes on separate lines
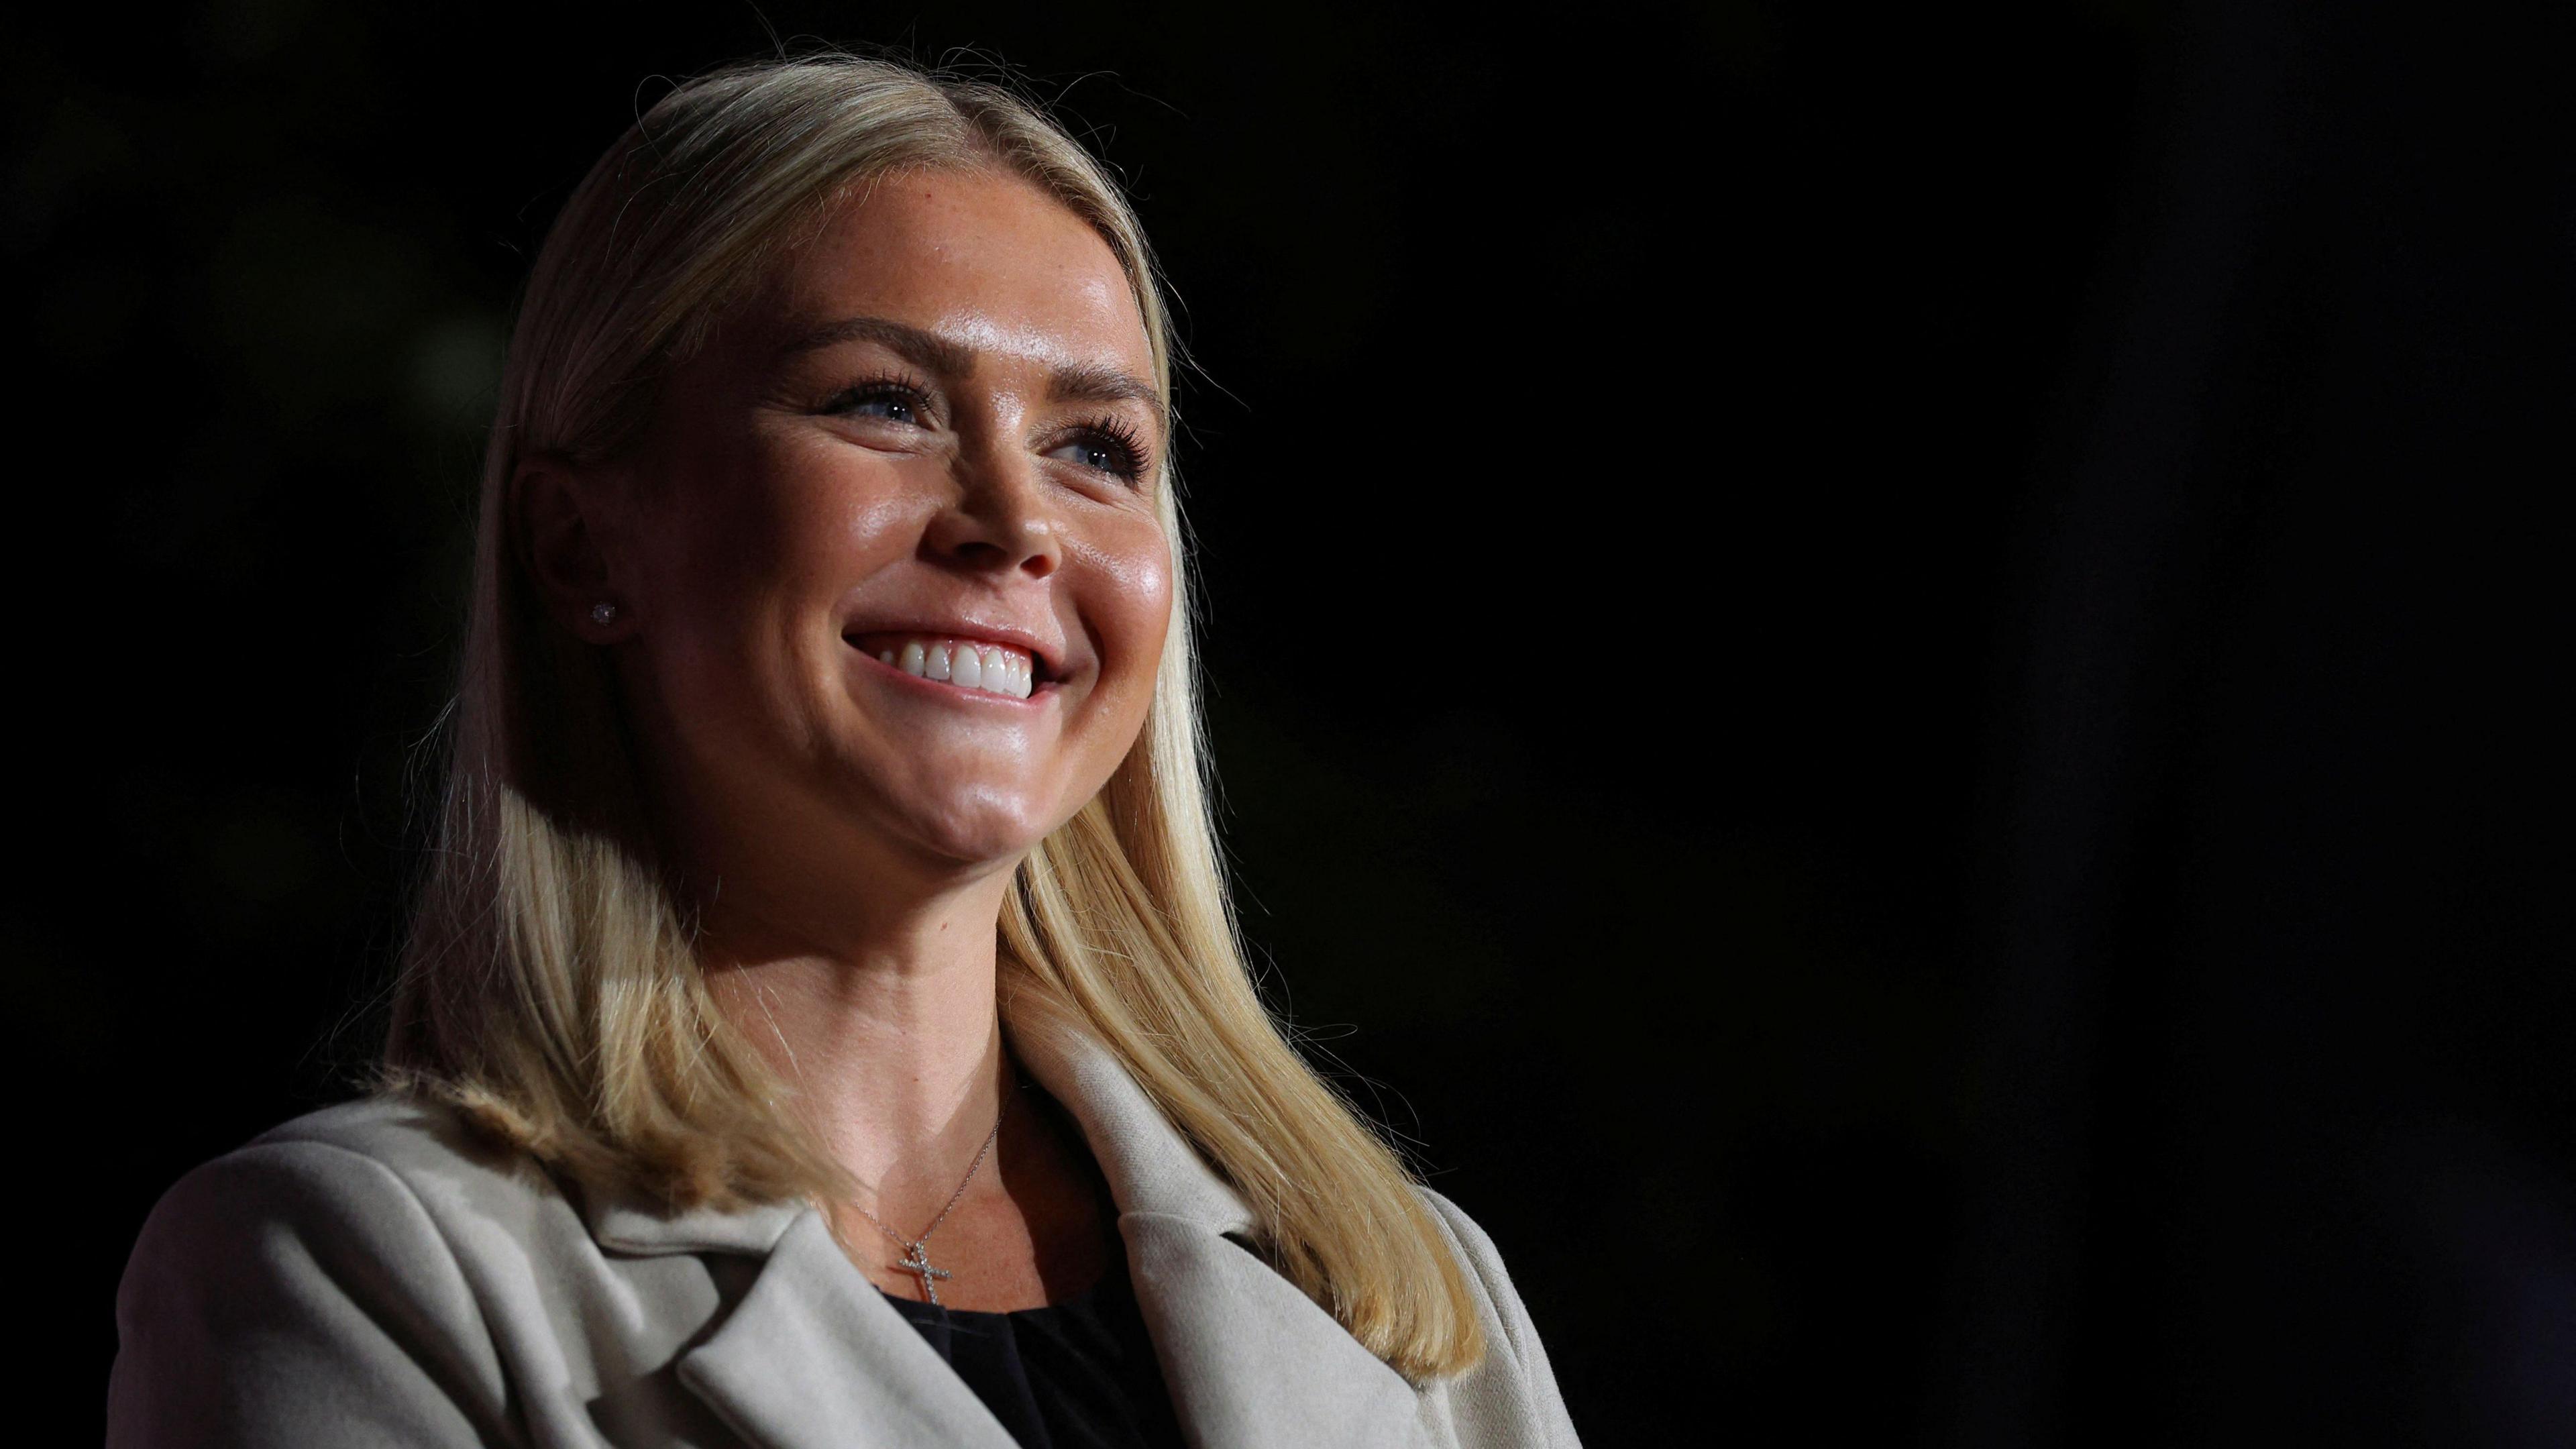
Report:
845,641,1055,707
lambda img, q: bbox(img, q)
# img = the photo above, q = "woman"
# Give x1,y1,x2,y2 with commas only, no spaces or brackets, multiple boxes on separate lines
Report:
105,54,1578,1449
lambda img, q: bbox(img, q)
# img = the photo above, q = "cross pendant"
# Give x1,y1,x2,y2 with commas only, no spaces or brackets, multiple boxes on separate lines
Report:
896,1241,953,1307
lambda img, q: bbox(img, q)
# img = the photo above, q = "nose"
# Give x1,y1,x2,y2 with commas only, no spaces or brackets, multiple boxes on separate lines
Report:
922,445,1063,580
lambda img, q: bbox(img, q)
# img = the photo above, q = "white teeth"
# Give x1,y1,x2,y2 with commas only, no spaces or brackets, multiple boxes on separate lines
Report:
880,635,1036,700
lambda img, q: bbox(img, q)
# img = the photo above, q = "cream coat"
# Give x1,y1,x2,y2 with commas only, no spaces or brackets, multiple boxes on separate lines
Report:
107,1001,1582,1448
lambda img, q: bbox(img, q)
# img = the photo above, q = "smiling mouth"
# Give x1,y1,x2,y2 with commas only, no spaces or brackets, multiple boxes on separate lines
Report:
845,631,1051,701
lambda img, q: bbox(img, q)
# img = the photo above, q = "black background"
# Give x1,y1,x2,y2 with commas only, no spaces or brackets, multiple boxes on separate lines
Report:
14,2,2572,1443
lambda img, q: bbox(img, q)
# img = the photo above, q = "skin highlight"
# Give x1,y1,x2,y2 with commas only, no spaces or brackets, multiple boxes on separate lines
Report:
517,166,1173,1308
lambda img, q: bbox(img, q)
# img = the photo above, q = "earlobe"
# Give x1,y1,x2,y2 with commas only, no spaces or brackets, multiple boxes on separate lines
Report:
513,455,635,642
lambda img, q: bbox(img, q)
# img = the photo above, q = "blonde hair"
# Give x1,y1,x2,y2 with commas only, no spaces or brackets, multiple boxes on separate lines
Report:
383,54,1484,1382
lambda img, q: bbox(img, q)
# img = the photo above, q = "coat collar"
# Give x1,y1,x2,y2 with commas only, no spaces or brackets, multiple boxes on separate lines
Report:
588,989,1436,1449
1011,995,1438,1448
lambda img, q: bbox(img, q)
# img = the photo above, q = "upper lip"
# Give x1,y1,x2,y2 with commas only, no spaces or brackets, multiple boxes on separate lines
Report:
840,616,1066,681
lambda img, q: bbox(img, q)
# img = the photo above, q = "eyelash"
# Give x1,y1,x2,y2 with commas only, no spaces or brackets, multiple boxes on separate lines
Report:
819,372,936,424
1060,414,1152,485
819,375,1154,486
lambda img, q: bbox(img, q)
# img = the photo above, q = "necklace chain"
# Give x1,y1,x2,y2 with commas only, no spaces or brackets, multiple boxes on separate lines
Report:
850,1077,1018,1305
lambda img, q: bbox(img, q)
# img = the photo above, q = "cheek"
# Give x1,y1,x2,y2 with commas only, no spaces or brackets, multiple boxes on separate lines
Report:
637,504,788,686
649,455,907,628
635,470,906,735
1083,522,1177,674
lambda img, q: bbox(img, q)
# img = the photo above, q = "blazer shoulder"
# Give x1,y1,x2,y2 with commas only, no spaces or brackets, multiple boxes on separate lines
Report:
135,1094,575,1287
1414,1185,1585,1448
109,1099,527,1448
1414,1186,1527,1346
246,1093,553,1203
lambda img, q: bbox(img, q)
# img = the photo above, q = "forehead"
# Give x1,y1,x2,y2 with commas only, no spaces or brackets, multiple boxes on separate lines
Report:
763,167,1154,382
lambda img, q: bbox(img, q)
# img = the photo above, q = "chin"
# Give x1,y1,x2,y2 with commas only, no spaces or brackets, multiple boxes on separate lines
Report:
892,787,1063,871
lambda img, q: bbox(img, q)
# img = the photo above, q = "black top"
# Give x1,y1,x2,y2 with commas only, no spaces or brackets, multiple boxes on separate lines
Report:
877,1253,1189,1449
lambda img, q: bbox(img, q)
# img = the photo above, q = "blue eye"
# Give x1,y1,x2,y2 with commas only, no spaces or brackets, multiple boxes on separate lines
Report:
823,378,933,426
1046,421,1150,484
1050,441,1118,471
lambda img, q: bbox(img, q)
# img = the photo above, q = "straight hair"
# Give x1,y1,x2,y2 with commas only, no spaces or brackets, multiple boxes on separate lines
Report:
382,54,1484,1383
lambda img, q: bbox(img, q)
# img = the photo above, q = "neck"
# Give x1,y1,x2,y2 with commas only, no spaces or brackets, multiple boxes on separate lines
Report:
696,856,1023,1226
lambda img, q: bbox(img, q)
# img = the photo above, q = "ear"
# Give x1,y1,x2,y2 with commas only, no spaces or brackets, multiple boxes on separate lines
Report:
513,455,638,643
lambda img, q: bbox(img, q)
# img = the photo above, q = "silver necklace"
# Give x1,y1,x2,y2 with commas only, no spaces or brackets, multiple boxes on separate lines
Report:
851,1081,1015,1307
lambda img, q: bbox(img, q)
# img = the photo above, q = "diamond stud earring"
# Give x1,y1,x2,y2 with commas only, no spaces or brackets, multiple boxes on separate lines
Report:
590,601,619,626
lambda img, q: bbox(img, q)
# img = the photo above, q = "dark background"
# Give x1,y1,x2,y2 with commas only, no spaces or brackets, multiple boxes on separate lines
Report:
13,1,2572,1443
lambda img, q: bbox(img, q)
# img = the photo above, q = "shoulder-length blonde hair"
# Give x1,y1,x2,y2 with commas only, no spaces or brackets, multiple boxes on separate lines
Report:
382,54,1482,1382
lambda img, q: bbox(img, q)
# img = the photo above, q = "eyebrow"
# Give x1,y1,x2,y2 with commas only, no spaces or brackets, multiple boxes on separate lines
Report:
782,313,1167,431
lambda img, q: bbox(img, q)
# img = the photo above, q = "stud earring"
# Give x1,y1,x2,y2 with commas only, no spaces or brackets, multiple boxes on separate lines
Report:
590,601,619,626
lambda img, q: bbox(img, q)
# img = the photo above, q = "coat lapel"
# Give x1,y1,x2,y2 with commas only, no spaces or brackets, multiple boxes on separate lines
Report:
1008,996,1440,1449
591,991,1436,1449
676,1212,1021,1449
582,1173,1018,1448
1121,1214,1439,1449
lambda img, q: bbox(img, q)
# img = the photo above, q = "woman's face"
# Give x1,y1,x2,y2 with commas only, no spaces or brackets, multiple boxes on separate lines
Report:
582,167,1172,891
